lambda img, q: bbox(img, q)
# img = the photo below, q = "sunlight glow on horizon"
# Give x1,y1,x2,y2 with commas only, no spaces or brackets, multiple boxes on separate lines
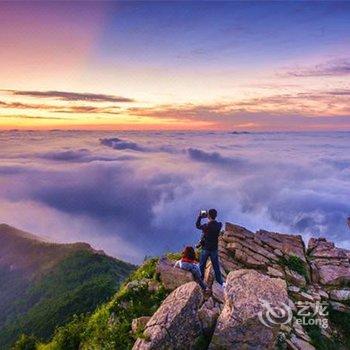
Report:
1,1,350,131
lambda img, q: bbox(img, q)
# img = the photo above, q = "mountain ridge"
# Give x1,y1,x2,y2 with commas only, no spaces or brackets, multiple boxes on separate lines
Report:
0,223,135,349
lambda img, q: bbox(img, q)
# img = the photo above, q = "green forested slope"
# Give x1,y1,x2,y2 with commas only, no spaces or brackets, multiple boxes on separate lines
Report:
33,258,167,350
0,224,134,349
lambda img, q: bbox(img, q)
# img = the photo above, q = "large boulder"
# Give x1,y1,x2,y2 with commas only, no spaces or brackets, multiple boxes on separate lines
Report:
209,269,289,350
308,238,350,286
317,265,350,286
133,282,203,350
156,256,194,290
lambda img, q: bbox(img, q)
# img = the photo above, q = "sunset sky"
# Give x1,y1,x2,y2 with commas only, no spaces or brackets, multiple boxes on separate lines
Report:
1,1,350,131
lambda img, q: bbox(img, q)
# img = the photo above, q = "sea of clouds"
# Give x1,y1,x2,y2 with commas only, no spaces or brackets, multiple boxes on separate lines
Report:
0,130,349,263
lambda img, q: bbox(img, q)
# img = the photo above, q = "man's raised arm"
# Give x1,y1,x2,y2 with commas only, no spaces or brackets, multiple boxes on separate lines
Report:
196,215,205,230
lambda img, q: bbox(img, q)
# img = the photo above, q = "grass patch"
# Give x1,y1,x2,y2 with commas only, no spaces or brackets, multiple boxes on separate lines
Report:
37,258,170,350
340,298,350,307
298,315,341,350
127,258,158,282
193,334,211,350
278,255,308,281
328,307,350,349
166,252,182,261
12,334,38,350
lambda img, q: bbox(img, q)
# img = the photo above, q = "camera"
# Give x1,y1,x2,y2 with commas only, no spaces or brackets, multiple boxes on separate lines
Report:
200,210,207,218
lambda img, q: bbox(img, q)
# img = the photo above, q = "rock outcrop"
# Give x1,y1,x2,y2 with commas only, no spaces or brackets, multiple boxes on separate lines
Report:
198,297,221,333
221,223,307,275
210,269,289,349
133,222,350,350
308,237,350,286
156,256,194,290
133,282,203,350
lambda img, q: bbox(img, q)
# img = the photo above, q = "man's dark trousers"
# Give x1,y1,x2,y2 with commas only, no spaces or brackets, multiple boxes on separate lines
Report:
199,249,223,285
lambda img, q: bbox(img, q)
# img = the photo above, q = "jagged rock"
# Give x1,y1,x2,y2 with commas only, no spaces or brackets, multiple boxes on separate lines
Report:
255,229,306,263
329,289,350,302
310,292,321,301
307,237,320,252
133,282,203,350
288,298,297,312
293,292,314,303
289,334,315,350
318,289,329,300
267,266,284,278
317,265,350,286
228,236,278,262
209,269,288,349
225,222,254,238
308,238,350,287
308,238,347,259
329,300,350,313
132,317,151,334
292,320,311,342
285,268,306,287
309,261,320,284
198,297,220,332
344,248,350,259
212,281,224,303
234,248,268,268
288,285,300,293
274,249,284,257
156,256,194,290
220,257,241,273
286,339,299,350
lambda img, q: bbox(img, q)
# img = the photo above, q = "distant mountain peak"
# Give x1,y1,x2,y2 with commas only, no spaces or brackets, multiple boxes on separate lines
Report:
0,223,49,242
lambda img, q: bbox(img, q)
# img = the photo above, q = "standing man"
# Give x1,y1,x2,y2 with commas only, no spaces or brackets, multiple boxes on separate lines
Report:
196,208,224,286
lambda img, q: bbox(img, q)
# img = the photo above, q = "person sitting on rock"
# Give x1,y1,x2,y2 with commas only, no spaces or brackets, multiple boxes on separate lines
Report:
196,208,224,286
174,246,208,290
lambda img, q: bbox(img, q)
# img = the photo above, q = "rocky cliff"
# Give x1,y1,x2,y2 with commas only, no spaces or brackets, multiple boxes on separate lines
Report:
132,223,350,350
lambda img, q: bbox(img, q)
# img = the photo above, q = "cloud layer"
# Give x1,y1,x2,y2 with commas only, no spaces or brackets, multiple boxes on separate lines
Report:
0,130,349,263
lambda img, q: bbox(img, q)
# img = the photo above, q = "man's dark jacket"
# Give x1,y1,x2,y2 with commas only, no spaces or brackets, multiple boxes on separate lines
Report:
196,216,222,251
